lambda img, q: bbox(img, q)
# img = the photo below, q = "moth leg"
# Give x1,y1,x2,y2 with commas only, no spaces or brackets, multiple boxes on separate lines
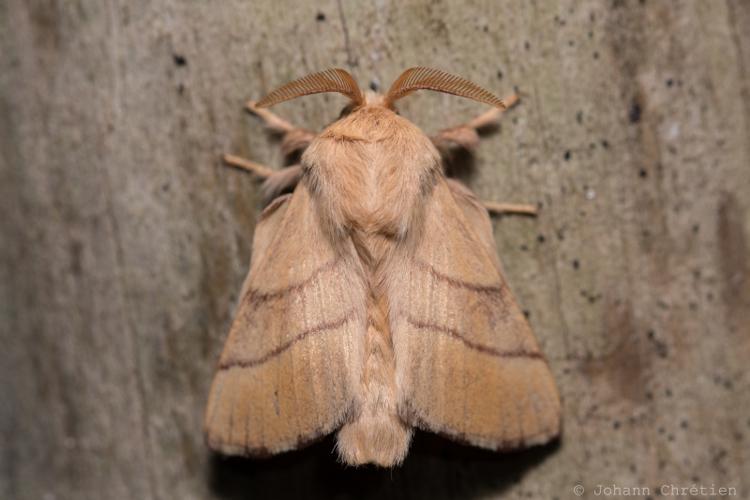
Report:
246,100,315,157
482,200,537,216
222,153,275,178
447,177,537,216
222,154,302,199
431,94,519,154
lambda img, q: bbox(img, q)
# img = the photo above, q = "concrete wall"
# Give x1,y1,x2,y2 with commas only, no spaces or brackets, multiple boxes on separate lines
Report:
1,1,748,498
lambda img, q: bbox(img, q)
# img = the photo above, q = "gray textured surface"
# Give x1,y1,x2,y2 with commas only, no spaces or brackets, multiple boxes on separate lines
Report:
1,1,749,499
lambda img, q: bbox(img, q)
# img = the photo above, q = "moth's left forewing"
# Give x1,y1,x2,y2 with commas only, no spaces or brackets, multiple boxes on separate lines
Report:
389,178,561,450
204,185,367,456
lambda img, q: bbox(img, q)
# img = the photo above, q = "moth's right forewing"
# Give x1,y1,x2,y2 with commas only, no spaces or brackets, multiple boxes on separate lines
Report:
204,185,367,456
390,178,561,450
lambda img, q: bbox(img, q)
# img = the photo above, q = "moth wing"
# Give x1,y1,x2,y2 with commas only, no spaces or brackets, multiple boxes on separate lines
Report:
445,179,500,268
205,185,366,455
391,178,560,450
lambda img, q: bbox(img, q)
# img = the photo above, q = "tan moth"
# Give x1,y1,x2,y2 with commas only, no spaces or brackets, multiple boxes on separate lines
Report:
205,67,561,466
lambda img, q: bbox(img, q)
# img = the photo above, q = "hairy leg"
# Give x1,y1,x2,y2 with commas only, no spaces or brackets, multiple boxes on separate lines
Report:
434,95,534,216
246,100,315,157
222,154,275,178
222,154,302,200
483,201,537,216
431,94,519,154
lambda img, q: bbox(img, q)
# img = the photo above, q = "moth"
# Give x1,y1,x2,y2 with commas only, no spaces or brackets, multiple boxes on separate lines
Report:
205,67,561,466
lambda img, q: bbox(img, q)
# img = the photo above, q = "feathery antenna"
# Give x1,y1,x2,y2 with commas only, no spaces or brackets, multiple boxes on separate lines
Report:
385,67,507,109
257,68,364,108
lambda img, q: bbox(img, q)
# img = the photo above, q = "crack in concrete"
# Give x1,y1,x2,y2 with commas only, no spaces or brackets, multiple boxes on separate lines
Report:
336,0,357,69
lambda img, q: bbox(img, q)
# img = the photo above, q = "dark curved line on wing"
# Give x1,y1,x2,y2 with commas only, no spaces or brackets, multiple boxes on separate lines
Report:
406,316,543,360
219,310,356,370
414,260,506,295
242,258,340,307
257,193,292,222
